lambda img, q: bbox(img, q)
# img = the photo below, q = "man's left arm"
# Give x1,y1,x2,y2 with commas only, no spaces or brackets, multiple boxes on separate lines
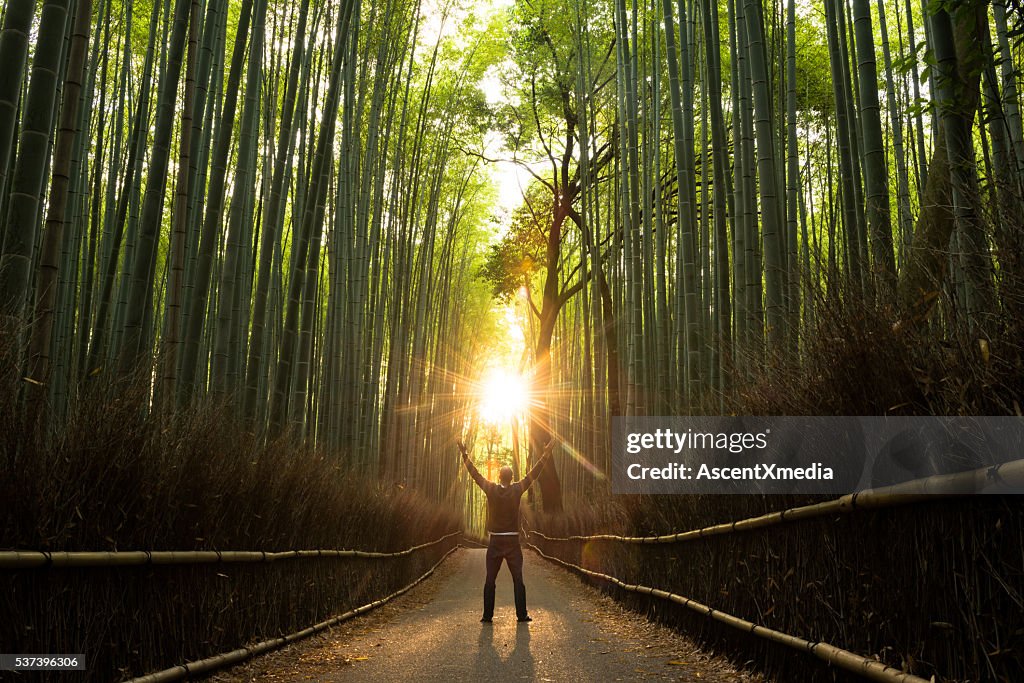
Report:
520,440,555,489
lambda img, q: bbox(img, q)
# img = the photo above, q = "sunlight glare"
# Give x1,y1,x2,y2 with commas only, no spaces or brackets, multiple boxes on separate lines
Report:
477,368,529,425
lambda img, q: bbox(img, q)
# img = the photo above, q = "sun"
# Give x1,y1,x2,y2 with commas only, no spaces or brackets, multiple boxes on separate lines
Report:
477,368,529,425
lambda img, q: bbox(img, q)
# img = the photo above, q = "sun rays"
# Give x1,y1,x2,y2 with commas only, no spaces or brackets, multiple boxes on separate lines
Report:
477,367,530,425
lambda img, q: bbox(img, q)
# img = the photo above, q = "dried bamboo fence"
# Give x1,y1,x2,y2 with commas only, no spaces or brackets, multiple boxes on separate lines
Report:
527,459,1024,682
530,459,1024,545
122,545,461,682
525,542,929,683
2,528,462,679
0,531,463,568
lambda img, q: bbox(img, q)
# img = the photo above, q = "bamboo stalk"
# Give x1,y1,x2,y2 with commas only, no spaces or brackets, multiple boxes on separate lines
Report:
121,544,461,683
526,542,930,683
527,458,1024,544
0,531,462,569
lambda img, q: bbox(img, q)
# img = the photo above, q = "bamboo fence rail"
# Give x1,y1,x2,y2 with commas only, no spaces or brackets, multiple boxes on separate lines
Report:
121,544,462,682
0,531,464,568
529,458,1024,544
525,542,930,683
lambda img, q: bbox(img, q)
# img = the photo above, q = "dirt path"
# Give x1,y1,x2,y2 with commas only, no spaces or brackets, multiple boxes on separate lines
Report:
212,547,761,682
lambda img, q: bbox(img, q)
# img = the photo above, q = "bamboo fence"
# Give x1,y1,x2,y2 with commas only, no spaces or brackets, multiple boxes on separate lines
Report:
528,458,1024,544
524,460,1024,681
0,531,463,568
121,544,462,682
525,541,930,683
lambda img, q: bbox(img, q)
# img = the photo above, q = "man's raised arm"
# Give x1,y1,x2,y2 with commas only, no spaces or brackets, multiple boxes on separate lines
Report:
459,440,489,490
520,440,555,489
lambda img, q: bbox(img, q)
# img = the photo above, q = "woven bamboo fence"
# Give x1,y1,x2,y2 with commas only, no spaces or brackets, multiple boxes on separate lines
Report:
0,530,463,569
527,459,1024,681
526,541,929,683
3,530,463,681
122,545,461,682
529,458,1024,545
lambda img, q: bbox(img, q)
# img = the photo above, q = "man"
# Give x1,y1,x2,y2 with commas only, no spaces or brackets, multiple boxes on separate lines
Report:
458,438,555,623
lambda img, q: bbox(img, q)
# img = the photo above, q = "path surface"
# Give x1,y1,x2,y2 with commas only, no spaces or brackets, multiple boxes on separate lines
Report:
212,547,760,682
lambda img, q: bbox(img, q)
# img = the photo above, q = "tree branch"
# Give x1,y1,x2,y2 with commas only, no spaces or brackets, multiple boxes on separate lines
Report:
457,146,554,193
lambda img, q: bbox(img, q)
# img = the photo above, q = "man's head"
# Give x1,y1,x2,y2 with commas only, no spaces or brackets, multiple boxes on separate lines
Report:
499,465,514,485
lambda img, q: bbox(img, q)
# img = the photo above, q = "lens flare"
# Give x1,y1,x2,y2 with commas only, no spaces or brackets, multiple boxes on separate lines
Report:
477,368,528,424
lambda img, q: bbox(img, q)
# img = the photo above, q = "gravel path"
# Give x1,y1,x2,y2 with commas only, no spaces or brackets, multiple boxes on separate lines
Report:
212,547,761,682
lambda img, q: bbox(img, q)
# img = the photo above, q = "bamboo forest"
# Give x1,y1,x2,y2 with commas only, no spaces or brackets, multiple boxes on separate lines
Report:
1,0,1023,678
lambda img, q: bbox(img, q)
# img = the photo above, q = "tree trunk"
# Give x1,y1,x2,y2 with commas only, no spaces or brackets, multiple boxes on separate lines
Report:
897,0,988,328
26,0,93,397
0,0,70,323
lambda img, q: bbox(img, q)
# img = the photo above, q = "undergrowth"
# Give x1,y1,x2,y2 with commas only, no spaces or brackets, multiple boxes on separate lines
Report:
0,332,460,681
531,294,1024,682
727,289,1024,417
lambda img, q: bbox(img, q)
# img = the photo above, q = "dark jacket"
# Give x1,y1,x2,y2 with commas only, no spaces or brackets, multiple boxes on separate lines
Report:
463,451,551,534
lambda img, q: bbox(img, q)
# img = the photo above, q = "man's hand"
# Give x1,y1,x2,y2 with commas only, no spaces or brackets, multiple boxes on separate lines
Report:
543,439,556,457
457,440,468,457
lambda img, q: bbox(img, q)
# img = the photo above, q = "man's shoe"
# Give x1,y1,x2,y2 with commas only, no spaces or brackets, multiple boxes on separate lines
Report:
480,617,492,623
517,616,532,623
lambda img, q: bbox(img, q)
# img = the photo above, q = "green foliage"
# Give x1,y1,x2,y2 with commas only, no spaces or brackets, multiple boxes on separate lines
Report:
792,14,833,113
479,181,548,302
493,0,614,152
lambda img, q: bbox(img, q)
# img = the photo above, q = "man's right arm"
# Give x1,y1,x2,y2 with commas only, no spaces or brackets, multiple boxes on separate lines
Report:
459,441,490,491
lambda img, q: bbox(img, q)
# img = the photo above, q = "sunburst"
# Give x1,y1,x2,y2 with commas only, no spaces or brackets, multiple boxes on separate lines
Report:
477,367,530,425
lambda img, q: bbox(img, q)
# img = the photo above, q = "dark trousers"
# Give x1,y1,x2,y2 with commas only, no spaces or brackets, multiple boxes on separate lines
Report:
483,534,528,620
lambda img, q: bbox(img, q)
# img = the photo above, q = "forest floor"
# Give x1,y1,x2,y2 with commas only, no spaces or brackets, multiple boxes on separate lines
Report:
210,547,761,682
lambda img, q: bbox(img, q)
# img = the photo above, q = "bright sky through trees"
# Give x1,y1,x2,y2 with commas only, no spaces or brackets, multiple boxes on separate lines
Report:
417,0,527,221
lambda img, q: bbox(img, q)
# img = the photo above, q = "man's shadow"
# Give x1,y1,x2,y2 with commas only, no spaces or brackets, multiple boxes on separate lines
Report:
476,622,535,678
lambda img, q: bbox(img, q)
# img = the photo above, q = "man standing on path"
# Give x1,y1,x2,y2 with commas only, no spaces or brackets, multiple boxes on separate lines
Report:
458,438,555,624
